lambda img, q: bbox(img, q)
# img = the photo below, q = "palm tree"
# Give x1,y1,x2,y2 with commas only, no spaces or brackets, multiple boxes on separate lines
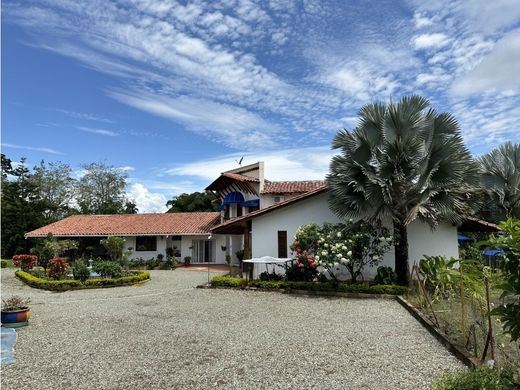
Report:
326,96,479,285
480,142,520,220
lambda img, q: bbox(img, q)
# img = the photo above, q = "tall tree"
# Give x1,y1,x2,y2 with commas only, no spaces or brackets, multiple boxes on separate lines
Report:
479,142,520,221
77,162,130,214
1,154,46,257
30,160,77,221
326,96,478,285
166,191,217,212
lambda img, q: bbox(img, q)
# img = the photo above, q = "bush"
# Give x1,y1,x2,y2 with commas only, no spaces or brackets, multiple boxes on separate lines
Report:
30,267,47,279
93,261,123,278
12,254,37,271
211,277,407,295
165,256,177,269
211,276,246,288
15,270,150,291
47,257,68,280
1,260,7,268
259,271,284,281
432,366,516,390
73,261,90,282
373,266,397,284
158,261,170,270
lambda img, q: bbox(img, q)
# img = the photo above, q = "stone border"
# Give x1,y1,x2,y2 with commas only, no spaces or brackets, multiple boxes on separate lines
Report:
395,296,479,368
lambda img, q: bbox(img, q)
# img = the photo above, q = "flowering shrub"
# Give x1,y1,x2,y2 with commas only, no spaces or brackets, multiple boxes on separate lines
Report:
47,257,68,280
293,221,392,283
289,225,320,281
12,255,37,271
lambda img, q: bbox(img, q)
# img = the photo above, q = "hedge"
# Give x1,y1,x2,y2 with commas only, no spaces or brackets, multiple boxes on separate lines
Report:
211,276,408,295
15,270,150,291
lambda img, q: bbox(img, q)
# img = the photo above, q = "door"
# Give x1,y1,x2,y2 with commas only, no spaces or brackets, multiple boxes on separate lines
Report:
192,240,215,263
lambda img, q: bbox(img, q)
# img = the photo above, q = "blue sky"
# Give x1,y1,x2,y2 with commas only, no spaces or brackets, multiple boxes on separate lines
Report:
2,0,520,212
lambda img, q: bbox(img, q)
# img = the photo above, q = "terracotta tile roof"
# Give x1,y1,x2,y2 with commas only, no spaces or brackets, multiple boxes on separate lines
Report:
262,180,326,194
211,186,328,234
25,213,220,237
221,172,260,182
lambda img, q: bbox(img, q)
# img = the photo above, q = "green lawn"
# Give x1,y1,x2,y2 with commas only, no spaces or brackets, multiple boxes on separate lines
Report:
1,258,15,267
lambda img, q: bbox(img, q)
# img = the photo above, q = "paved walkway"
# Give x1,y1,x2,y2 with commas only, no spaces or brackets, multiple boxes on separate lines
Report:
1,268,464,389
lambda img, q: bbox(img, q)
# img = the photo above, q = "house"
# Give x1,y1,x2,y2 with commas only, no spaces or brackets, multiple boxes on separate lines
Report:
25,161,491,277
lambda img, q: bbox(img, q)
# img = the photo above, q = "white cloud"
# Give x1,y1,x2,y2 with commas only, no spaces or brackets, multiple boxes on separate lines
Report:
78,126,119,137
2,143,63,155
55,108,115,123
127,183,168,213
108,90,279,150
165,146,337,182
451,29,520,96
413,12,434,28
413,33,450,49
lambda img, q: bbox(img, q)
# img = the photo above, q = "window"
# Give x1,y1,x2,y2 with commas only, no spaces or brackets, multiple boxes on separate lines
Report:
136,236,157,251
248,205,259,213
277,231,288,258
273,195,285,203
237,205,243,217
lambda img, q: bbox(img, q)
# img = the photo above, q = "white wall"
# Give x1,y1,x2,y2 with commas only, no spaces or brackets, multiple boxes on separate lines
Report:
250,193,459,279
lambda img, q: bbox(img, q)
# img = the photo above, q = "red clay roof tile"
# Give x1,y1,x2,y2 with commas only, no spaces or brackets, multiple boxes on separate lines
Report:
261,180,326,194
25,213,220,237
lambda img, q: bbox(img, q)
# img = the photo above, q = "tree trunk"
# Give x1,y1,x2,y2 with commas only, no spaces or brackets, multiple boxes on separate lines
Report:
394,220,409,286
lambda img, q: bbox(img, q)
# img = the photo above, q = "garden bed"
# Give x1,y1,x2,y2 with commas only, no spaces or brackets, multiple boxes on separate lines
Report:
209,275,408,296
15,270,150,291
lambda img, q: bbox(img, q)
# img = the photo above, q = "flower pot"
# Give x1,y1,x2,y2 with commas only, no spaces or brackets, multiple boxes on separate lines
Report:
1,308,30,328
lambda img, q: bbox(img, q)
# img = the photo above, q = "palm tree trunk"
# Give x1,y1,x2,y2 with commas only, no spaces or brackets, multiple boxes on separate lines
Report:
394,220,409,285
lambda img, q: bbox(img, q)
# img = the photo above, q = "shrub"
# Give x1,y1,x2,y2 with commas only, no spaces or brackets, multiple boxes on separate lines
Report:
373,266,397,285
165,256,177,269
12,254,37,271
47,257,68,280
15,270,150,291
2,295,30,311
158,261,170,270
1,260,7,268
184,256,191,266
30,267,47,279
93,261,123,278
259,271,284,281
432,366,516,390
73,261,90,282
157,253,164,261
211,276,246,288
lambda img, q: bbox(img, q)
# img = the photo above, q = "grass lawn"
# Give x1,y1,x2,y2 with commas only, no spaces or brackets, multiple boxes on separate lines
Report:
1,258,15,267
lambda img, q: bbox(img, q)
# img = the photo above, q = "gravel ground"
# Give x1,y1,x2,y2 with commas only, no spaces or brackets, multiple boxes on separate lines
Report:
1,268,464,389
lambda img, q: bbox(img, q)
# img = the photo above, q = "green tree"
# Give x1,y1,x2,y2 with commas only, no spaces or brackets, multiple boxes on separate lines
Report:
77,162,130,214
1,154,46,257
30,160,77,221
479,142,520,221
326,96,478,285
166,191,217,212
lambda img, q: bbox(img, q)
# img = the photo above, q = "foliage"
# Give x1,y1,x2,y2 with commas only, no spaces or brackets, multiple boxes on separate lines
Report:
211,275,246,288
47,257,68,280
292,221,391,283
211,277,408,295
1,260,7,268
479,142,520,221
373,266,397,285
33,234,78,269
73,261,90,282
12,254,38,271
487,218,520,341
225,254,233,274
165,256,177,269
92,261,123,278
166,191,217,212
432,366,516,390
100,236,127,264
259,271,284,281
326,96,479,285
30,267,47,278
2,296,30,311
184,256,191,266
77,162,132,214
235,250,244,262
16,270,150,291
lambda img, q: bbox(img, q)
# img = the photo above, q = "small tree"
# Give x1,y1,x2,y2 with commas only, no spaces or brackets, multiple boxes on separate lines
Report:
100,236,126,264
488,218,520,341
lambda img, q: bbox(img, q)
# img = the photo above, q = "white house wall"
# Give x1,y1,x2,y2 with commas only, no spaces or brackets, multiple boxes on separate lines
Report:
250,192,459,279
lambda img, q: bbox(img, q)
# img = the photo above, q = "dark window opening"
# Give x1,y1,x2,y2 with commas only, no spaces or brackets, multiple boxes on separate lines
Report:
248,206,259,213
277,231,288,258
237,205,243,217
136,236,157,251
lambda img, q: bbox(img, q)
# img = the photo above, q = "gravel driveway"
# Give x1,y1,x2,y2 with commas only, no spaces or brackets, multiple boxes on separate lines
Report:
1,268,464,389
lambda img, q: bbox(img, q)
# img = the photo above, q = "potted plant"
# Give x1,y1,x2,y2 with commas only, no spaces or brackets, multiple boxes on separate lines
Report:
1,296,31,328
184,256,191,267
